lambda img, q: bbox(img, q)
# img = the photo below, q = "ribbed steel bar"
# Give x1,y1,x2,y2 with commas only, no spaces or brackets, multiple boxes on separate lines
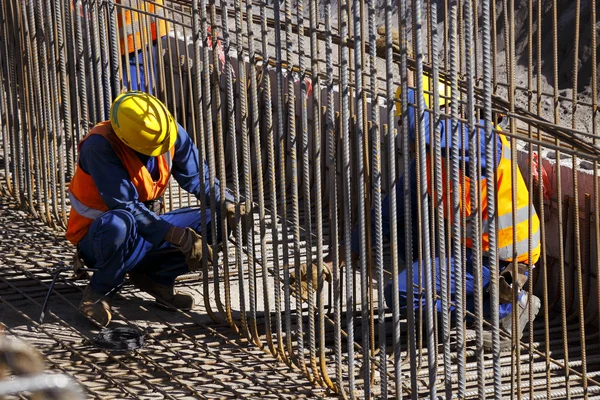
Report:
107,0,120,98
324,0,344,392
90,0,105,121
368,0,385,395
464,1,485,398
272,0,293,362
448,1,466,396
23,0,43,219
570,1,588,398
97,0,112,115
259,0,283,364
4,0,600,397
481,0,502,396
296,0,320,383
82,1,97,125
412,0,437,396
430,3,452,398
526,1,536,399
191,0,219,324
397,0,414,396
0,0,20,198
220,0,248,336
339,0,355,392
283,0,308,374
205,0,227,319
215,0,237,332
351,0,370,395
550,0,569,397
74,0,88,132
200,0,227,328
309,0,332,386
43,0,62,227
244,0,270,349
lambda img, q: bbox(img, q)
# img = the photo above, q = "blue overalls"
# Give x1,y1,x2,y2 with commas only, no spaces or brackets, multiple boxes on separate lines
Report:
351,88,518,320
77,123,233,295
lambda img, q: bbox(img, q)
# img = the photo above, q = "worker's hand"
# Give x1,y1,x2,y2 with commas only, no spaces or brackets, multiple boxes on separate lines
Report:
165,226,212,272
225,201,249,245
288,262,333,302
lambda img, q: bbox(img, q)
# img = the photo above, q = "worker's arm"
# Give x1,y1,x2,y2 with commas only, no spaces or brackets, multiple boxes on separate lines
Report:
170,123,235,206
405,88,502,172
79,135,172,245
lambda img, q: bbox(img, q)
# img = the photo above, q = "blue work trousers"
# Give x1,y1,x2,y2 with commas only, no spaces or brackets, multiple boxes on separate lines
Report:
383,252,516,320
78,207,223,295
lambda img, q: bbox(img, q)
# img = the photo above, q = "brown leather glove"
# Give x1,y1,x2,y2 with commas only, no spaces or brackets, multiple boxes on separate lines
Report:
165,226,212,272
226,201,249,244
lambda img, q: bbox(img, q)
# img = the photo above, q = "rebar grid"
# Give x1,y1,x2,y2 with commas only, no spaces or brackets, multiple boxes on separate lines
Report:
1,0,600,398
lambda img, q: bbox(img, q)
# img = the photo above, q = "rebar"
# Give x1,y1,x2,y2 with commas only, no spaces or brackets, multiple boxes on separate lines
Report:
1,0,600,398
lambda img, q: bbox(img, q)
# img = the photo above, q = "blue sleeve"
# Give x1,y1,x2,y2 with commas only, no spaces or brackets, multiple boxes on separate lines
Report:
406,87,502,174
79,135,172,245
171,123,235,205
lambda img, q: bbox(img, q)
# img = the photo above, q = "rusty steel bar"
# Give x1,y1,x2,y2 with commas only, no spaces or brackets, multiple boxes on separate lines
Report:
2,0,600,398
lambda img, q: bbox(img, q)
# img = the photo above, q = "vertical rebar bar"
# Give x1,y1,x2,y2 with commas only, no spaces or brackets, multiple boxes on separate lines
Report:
340,0,355,392
481,0,502,397
351,0,370,395
464,1,485,398
448,1,466,396
412,0,437,396
324,0,344,392
430,3,452,398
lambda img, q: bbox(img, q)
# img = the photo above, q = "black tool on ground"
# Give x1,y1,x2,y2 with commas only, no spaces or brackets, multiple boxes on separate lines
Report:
91,327,145,352
39,261,98,324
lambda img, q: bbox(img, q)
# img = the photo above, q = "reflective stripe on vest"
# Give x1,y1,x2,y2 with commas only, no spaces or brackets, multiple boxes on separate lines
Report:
164,148,172,170
69,191,104,220
498,228,541,261
459,132,540,264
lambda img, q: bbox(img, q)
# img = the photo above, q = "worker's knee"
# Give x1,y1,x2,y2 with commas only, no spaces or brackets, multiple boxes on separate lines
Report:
94,210,137,253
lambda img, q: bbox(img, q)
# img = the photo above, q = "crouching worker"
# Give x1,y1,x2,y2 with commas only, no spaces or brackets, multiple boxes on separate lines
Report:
291,75,542,350
66,91,242,326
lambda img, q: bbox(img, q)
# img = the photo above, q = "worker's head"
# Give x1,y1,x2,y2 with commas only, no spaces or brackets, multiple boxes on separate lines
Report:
394,74,451,118
109,91,178,156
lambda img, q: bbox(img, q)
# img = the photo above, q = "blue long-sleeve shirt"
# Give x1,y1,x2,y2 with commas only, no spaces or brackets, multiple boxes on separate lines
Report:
79,123,233,245
405,88,503,174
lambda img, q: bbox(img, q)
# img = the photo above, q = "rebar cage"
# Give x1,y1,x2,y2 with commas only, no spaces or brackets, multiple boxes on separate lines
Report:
1,0,600,398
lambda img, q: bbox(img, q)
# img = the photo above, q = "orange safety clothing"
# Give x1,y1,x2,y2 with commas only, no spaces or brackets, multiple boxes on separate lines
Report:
66,121,174,244
427,132,541,265
116,0,168,55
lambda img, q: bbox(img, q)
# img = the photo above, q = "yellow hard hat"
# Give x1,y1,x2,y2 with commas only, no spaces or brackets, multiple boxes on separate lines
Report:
395,75,451,118
109,91,178,156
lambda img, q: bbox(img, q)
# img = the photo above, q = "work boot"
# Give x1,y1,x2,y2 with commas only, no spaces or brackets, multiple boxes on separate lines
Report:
288,262,332,302
79,284,112,327
130,273,195,311
483,292,541,351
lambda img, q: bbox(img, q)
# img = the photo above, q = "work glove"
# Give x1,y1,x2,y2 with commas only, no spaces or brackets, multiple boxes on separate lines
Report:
166,226,212,272
225,201,250,245
288,262,333,302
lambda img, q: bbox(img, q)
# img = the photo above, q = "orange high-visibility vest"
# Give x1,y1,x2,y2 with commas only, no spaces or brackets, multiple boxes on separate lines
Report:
66,121,174,244
427,133,541,264
116,0,168,55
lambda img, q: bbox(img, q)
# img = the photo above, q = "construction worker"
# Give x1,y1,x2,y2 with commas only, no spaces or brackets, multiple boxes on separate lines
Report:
117,0,168,93
66,91,242,327
291,74,541,350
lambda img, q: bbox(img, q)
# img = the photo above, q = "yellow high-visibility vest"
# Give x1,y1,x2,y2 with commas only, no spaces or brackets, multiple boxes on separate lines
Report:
427,131,541,265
